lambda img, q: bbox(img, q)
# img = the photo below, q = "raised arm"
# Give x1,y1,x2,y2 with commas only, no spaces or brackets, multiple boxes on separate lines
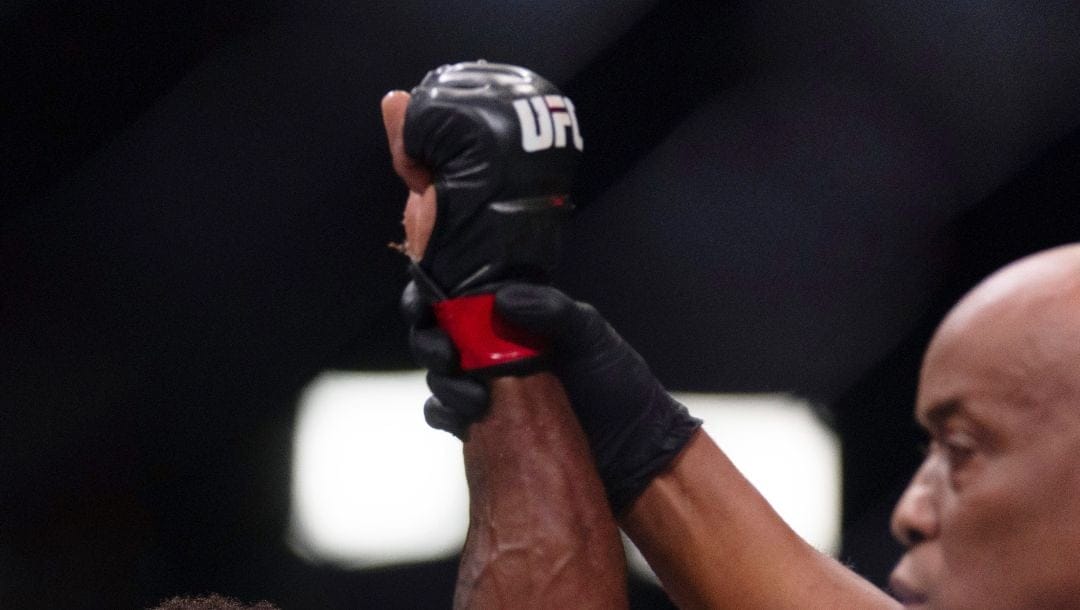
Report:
414,283,901,608
383,63,627,608
623,430,899,608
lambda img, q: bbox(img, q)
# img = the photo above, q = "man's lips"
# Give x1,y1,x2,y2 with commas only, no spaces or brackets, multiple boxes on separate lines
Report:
889,576,929,607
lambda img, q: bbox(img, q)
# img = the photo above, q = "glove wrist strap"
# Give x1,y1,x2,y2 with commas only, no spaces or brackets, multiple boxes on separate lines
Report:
433,293,547,372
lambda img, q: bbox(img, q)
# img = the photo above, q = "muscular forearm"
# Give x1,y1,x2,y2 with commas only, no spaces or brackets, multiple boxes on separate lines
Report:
383,63,624,607
455,373,627,608
621,430,900,610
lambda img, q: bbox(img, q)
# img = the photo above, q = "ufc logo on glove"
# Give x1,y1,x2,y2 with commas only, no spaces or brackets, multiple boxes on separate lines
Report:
514,95,585,153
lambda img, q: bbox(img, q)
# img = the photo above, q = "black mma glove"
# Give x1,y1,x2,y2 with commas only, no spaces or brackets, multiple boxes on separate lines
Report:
403,61,582,374
403,282,703,516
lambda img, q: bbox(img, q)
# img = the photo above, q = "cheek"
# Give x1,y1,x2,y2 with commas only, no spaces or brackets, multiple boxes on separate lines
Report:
938,452,1080,607
936,481,1021,607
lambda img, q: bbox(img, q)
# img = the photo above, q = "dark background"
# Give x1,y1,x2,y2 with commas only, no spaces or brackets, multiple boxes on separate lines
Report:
4,1,1080,607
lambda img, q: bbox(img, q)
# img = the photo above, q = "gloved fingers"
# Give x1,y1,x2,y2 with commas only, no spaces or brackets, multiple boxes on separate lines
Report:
496,284,614,353
423,396,468,439
426,371,489,422
494,284,576,337
400,280,435,328
409,326,458,374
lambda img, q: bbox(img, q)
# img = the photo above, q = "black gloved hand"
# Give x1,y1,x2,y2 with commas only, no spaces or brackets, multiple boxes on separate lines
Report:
402,61,583,374
403,281,703,515
400,280,488,436
405,61,581,297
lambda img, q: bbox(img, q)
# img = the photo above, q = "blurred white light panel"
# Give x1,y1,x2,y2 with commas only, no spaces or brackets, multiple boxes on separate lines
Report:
288,371,468,568
289,373,840,577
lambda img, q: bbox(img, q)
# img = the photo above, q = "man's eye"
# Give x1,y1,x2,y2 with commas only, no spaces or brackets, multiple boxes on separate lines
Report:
943,441,974,469
938,431,979,479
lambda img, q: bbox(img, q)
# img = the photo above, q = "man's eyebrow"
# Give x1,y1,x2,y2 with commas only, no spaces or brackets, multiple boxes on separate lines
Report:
921,399,960,431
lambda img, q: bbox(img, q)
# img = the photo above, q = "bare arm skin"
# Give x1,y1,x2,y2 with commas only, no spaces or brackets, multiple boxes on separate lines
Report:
455,374,627,608
621,430,900,609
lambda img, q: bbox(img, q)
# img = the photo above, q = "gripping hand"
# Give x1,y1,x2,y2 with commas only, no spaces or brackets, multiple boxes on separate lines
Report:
404,282,702,515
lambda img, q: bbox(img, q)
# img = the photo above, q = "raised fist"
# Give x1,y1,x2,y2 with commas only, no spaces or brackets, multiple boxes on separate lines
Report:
404,61,584,296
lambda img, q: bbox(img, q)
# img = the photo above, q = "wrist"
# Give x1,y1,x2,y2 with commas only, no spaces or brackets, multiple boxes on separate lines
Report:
597,390,703,516
433,293,549,373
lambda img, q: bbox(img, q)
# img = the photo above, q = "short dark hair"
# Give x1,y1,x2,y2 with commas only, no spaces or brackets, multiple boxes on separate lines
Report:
149,593,280,610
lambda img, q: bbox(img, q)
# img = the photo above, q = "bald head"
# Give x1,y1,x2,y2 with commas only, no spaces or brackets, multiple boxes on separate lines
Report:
938,243,1080,343
926,243,1080,417
890,243,1080,609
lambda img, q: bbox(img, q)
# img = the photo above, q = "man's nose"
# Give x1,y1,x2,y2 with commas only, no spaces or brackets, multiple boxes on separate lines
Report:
890,459,941,547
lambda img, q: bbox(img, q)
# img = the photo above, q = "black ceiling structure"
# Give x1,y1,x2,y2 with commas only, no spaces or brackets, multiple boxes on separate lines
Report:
4,1,1080,607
